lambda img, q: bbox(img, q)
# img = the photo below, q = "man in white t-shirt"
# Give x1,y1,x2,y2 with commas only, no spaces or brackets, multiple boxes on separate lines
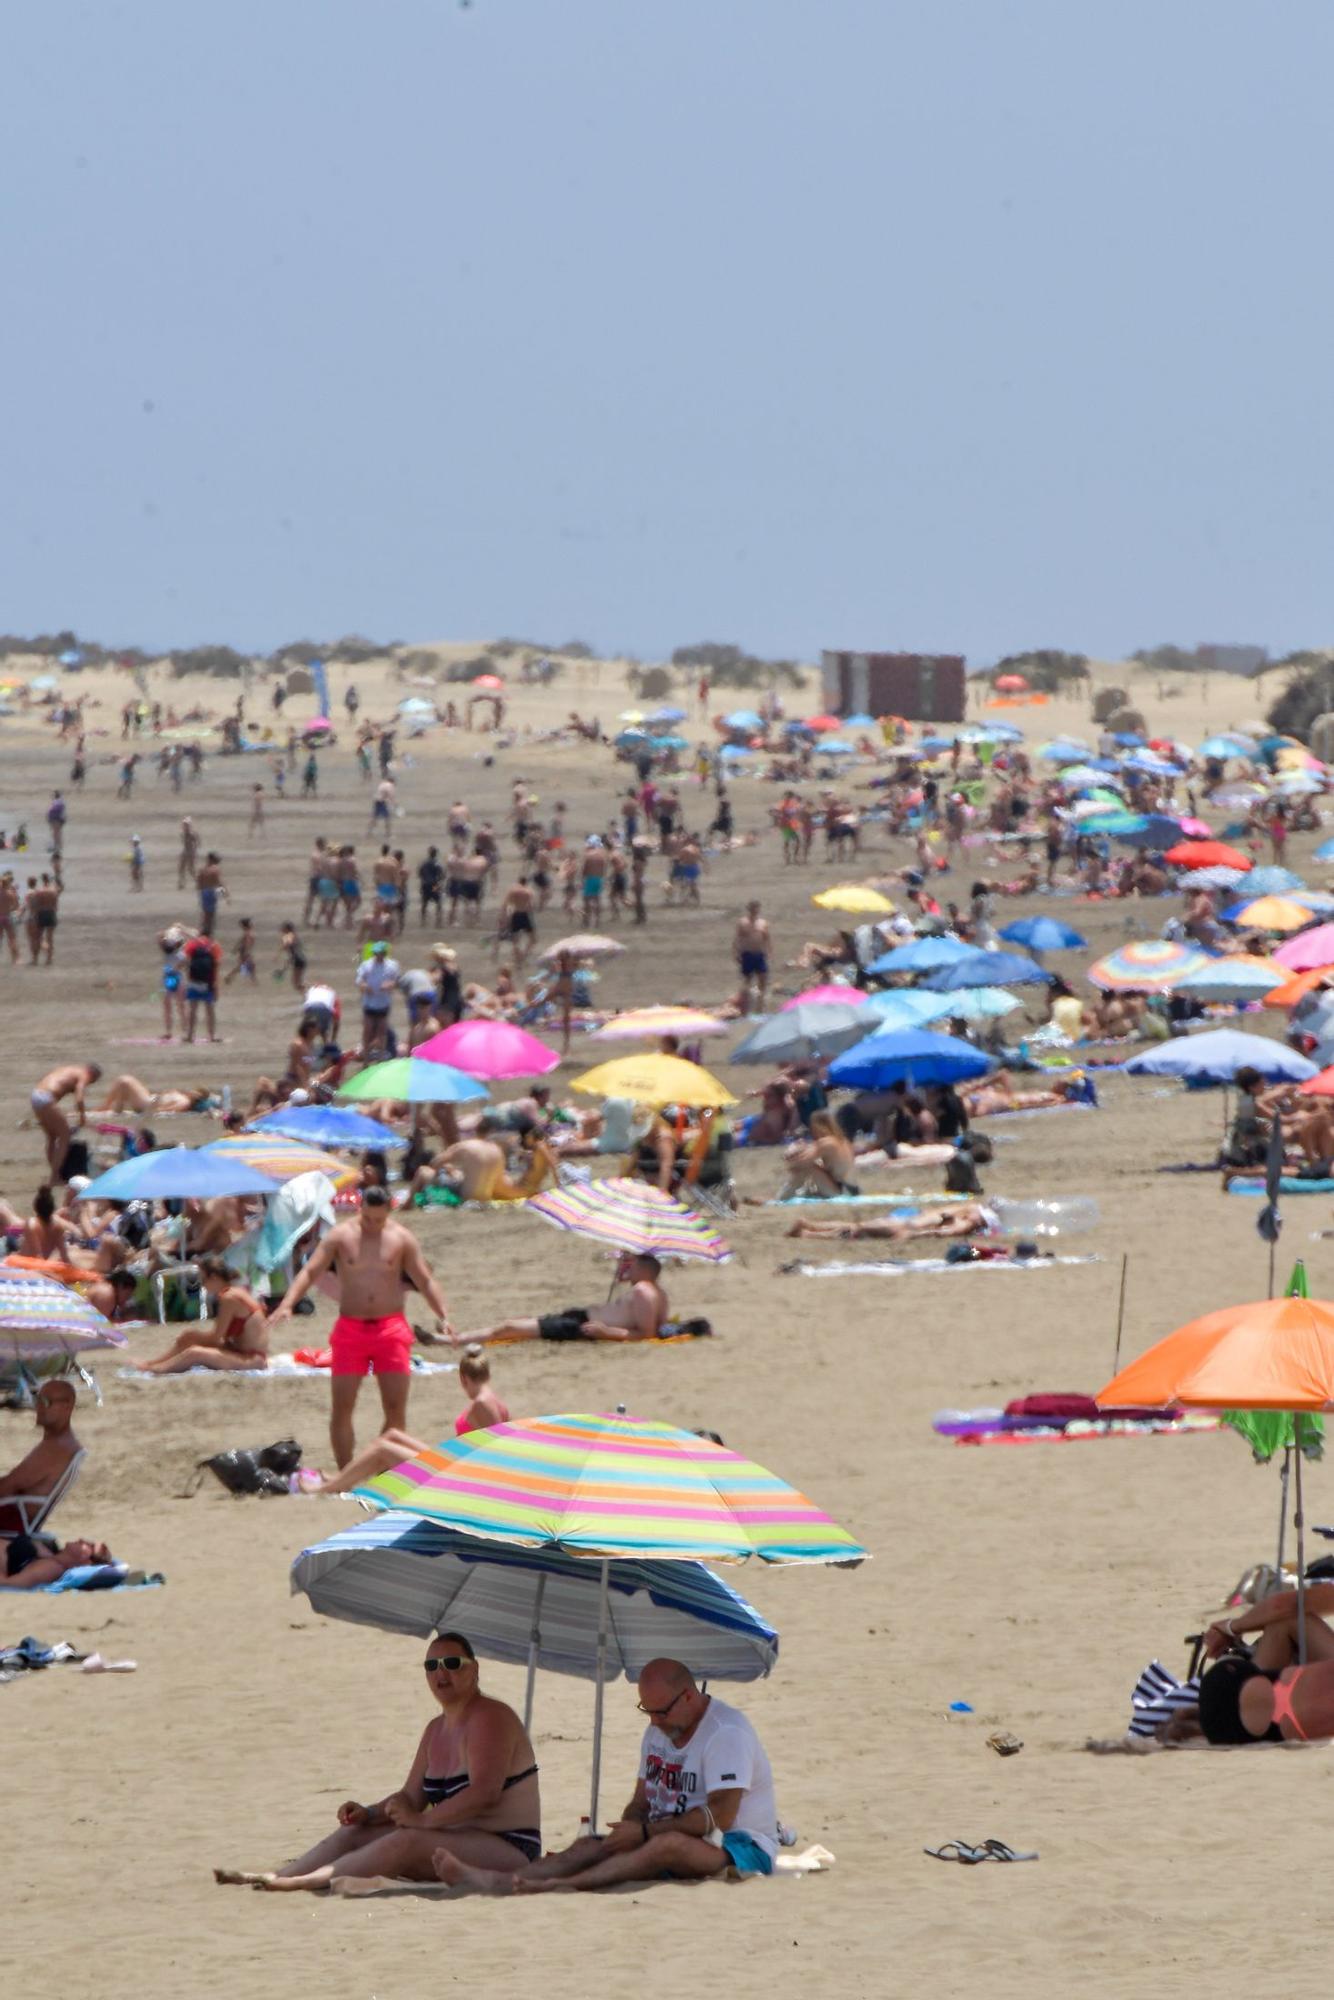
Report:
429,1659,778,1895
354,942,400,1058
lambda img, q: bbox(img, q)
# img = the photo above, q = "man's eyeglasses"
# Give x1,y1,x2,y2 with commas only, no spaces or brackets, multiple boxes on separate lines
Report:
423,1655,470,1673
637,1687,689,1721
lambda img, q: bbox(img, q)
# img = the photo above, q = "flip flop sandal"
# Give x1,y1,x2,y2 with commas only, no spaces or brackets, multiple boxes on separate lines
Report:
979,1840,1038,1862
987,1732,1024,1756
924,1842,989,1864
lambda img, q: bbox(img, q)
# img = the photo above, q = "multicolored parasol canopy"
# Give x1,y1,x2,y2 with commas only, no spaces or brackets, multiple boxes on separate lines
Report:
591,1006,728,1042
526,1178,733,1263
357,1410,867,1564
1086,940,1211,991
0,1266,129,1361
202,1134,359,1191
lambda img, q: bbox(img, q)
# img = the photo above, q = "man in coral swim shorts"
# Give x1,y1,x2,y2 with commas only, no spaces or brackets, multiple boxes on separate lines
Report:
269,1186,452,1467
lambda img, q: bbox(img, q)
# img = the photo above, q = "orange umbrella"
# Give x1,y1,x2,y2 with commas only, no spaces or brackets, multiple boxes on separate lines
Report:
1163,839,1251,870
1098,1295,1334,1413
1268,966,1334,1008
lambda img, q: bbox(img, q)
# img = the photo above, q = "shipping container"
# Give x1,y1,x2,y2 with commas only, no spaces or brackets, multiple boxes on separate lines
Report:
820,651,966,723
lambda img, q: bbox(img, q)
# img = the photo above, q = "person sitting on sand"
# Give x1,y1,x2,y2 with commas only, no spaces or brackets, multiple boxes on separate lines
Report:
295,1352,511,1495
775,1110,859,1199
409,1120,557,1204
94,1075,220,1117
18,1184,83,1261
960,1070,1089,1117
0,1381,82,1541
462,1252,668,1346
430,1658,777,1896
785,1200,998,1242
0,1537,115,1588
1184,1581,1334,1744
214,1632,542,1891
138,1259,270,1373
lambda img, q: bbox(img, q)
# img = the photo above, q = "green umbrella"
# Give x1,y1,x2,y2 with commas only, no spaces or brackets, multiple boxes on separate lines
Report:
336,1059,488,1105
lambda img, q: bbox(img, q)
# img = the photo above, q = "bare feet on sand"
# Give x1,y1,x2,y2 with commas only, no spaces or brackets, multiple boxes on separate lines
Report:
430,1850,515,1894
213,1868,275,1887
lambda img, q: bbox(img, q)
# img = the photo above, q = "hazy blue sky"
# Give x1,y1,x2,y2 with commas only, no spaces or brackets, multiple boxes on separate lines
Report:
4,1,1331,663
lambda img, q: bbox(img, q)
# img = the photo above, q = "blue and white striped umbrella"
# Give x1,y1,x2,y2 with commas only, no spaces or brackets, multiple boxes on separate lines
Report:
291,1509,778,1683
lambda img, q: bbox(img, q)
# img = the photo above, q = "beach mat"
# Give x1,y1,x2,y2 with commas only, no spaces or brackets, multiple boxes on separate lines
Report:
35,1568,165,1593
1227,1179,1334,1197
117,1354,456,1383
786,1253,1102,1278
971,1102,1095,1121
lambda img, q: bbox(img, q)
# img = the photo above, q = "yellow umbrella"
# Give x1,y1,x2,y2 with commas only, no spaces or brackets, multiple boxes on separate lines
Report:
812,884,895,915
1232,896,1313,933
569,1053,737,1109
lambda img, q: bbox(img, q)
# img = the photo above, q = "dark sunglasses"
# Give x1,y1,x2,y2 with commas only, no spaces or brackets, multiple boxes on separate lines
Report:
637,1687,688,1720
423,1654,470,1673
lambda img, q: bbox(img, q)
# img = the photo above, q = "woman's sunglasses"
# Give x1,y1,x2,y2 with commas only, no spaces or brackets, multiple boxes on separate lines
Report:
423,1654,470,1673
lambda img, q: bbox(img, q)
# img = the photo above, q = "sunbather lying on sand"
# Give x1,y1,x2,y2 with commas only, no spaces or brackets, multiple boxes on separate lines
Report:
1175,1582,1334,1744
460,1253,668,1345
961,1070,1088,1116
786,1200,997,1241
94,1074,219,1116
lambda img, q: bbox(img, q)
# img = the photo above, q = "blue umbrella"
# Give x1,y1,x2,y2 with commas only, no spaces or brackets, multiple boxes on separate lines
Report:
1314,839,1334,864
859,988,954,1029
292,1511,777,1776
867,935,971,976
1113,731,1146,747
718,743,757,761
843,713,875,729
650,734,689,751
647,706,686,724
1119,814,1189,850
924,949,1051,992
1177,866,1248,891
999,916,1089,953
1122,1031,1316,1085
1200,735,1253,759
828,1028,993,1090
248,1105,409,1149
1243,867,1305,896
819,741,855,756
939,985,1025,1023
77,1146,278,1203
722,709,763,733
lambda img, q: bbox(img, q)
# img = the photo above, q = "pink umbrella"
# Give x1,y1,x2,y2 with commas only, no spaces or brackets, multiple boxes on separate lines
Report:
1273,924,1334,972
414,1020,560,1078
781,985,870,1010
1178,817,1214,838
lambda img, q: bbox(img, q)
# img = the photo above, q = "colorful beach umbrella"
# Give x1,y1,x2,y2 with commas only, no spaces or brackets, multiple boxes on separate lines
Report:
1273,924,1334,972
0,1266,129,1362
569,1053,736,1109
1223,896,1311,933
591,1006,728,1043
202,1134,358,1191
414,1020,560,1079
1086,941,1211,991
357,1411,866,1566
336,1058,489,1105
811,884,895,915
526,1178,733,1263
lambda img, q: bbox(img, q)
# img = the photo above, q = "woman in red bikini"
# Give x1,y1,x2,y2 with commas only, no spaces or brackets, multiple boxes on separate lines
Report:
1196,1581,1334,1743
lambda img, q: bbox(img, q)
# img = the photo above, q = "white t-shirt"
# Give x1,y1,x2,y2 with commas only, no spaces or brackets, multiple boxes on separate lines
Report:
638,1697,777,1858
356,957,400,1010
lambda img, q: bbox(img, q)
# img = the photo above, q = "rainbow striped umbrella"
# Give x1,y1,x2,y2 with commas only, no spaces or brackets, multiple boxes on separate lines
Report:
202,1133,359,1192
358,1410,865,1566
0,1266,129,1362
1087,940,1212,991
526,1179,733,1263
591,1006,728,1042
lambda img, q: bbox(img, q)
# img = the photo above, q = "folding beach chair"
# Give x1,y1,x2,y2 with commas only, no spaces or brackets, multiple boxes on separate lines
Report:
10,1447,87,1535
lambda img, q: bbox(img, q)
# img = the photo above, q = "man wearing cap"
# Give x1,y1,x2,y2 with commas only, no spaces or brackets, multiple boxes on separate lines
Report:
430,1659,778,1895
269,1186,452,1465
355,941,400,1058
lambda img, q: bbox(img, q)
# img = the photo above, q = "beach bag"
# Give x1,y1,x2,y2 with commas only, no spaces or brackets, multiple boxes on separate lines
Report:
189,1438,302,1498
187,940,215,983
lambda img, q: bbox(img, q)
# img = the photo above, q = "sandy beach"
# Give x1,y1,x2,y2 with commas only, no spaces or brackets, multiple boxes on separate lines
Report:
5,650,1330,2000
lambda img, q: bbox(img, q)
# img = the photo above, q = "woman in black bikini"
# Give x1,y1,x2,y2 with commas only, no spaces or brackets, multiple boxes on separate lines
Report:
215,1632,541,1891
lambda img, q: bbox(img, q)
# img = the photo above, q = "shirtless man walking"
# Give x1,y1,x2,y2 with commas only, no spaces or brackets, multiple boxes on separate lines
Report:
196,852,227,937
0,871,20,964
29,875,60,964
733,900,771,1015
177,816,200,891
30,1061,100,1177
268,1186,453,1466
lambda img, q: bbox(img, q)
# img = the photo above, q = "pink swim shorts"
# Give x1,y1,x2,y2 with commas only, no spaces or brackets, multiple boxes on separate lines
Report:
330,1312,414,1376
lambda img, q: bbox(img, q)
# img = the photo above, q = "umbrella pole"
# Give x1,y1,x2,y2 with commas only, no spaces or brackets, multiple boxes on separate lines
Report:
523,1573,546,1736
1276,1448,1291,1578
1295,1417,1308,1666
1111,1254,1129,1377
590,1559,610,1832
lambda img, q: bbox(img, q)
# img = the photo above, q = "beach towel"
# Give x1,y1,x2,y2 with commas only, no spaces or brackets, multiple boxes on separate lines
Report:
117,1353,456,1382
971,1100,1096,1121
933,1407,1219,1445
770,1191,969,1208
35,1566,165,1593
1228,1178,1334,1196
0,1636,85,1685
787,1253,1102,1278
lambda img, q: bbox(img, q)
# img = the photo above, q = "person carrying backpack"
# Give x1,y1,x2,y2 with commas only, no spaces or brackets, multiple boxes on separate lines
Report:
184,933,222,1044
